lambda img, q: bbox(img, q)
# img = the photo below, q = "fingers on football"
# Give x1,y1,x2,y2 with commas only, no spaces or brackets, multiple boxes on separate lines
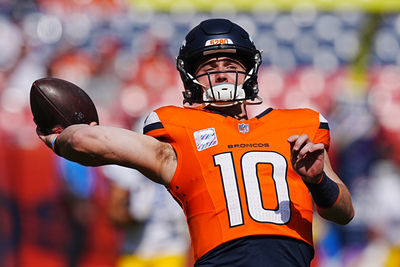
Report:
36,127,58,149
36,126,44,136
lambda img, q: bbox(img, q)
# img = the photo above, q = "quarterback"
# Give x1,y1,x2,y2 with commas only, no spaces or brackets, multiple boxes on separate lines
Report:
38,18,354,266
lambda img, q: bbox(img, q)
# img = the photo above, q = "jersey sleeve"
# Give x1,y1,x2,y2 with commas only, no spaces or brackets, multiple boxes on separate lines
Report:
313,113,330,151
143,111,171,139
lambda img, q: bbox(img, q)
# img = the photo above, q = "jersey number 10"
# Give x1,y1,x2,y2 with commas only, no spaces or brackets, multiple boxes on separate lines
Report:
214,151,291,227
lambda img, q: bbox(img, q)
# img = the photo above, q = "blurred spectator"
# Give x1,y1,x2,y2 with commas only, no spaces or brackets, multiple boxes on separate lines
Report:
36,0,126,19
56,158,120,267
348,159,400,267
85,34,123,111
0,123,19,267
114,34,181,127
103,165,190,267
0,123,119,267
46,47,96,92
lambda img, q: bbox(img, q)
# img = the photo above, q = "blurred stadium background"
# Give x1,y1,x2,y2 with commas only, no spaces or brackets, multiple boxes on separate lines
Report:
1,0,400,266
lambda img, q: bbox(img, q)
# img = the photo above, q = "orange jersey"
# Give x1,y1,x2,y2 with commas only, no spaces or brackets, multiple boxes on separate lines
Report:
144,106,330,261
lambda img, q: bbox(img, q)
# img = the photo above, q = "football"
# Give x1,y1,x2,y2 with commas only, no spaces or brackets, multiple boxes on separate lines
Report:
30,77,99,134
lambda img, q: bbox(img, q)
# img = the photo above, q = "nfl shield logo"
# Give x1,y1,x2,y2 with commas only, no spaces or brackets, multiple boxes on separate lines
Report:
238,123,249,133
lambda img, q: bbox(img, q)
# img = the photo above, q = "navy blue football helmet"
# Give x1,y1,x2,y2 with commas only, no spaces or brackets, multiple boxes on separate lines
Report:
177,18,263,105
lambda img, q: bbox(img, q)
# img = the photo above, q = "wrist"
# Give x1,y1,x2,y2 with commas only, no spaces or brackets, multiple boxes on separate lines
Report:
301,171,324,184
304,171,340,208
302,172,324,184
51,135,60,155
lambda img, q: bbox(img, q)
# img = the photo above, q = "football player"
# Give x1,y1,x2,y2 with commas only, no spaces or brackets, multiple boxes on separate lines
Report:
38,18,354,266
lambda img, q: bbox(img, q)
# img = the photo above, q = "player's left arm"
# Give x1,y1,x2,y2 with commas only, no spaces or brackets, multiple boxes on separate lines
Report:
288,134,354,225
317,151,354,225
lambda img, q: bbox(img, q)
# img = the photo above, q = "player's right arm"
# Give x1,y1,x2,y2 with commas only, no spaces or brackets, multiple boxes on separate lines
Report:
37,124,177,186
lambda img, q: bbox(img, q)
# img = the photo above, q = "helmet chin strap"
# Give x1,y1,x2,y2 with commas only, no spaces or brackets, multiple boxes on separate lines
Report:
202,83,246,107
201,70,243,107
244,96,263,105
189,68,263,107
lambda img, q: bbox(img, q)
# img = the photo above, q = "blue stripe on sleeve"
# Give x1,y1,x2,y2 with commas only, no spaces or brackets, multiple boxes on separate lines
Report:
143,122,164,134
319,122,329,130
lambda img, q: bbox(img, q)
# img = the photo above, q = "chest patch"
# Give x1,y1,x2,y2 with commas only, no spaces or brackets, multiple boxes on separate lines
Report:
194,128,218,151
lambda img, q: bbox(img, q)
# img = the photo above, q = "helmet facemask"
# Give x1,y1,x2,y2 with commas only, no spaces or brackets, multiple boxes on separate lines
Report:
192,69,251,107
179,53,263,107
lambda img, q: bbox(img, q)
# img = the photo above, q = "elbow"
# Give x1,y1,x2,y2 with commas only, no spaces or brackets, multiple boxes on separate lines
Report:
335,214,354,226
317,203,355,225
333,184,355,225
335,206,355,226
340,206,355,225
340,191,356,225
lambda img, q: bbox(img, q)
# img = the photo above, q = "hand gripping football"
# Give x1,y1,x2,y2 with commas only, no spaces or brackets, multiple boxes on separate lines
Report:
30,77,99,134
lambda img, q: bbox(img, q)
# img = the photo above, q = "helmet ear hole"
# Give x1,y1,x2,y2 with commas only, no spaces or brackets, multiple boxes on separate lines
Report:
183,84,203,105
243,78,258,99
191,84,203,102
